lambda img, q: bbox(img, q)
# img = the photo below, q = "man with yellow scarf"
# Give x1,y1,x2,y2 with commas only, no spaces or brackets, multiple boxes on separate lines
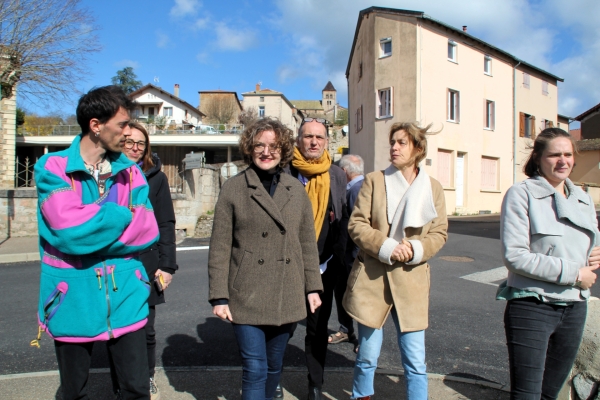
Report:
280,117,348,400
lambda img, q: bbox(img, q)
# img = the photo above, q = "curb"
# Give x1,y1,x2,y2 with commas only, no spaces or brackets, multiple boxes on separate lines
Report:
0,366,509,392
0,252,39,264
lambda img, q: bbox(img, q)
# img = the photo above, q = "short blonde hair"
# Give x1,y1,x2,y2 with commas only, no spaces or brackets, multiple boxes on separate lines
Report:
388,122,440,165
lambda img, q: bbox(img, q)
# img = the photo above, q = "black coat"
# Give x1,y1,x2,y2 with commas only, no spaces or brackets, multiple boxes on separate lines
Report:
140,154,178,306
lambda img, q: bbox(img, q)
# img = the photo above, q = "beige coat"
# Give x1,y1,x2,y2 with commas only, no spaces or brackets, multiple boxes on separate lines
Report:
208,167,323,326
343,170,448,331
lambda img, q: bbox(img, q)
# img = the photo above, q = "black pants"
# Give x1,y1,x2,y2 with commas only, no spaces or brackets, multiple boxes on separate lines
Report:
333,258,355,336
55,328,149,400
304,259,339,388
109,306,156,393
504,298,587,400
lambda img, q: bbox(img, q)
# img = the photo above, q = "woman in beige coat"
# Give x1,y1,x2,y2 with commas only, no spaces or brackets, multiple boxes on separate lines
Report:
208,118,323,400
343,122,448,400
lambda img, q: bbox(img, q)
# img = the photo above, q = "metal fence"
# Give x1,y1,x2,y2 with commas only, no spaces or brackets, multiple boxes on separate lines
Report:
162,164,185,194
17,123,244,136
15,156,37,187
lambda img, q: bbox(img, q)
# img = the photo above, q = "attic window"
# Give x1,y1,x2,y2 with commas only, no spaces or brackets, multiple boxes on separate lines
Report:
380,38,392,58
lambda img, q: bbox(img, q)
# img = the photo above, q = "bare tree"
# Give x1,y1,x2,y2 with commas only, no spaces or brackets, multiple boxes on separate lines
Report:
203,93,238,125
0,0,100,102
238,106,258,128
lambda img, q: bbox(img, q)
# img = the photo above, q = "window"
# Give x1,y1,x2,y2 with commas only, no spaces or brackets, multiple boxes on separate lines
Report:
481,157,499,191
258,106,265,117
380,38,392,57
448,40,457,62
484,55,492,75
163,107,173,117
377,87,393,118
437,150,453,187
484,100,495,130
523,73,530,89
542,81,549,96
519,112,536,138
327,100,331,106
133,109,140,118
447,89,460,122
355,105,363,133
543,119,554,129
259,96,264,102
359,62,363,79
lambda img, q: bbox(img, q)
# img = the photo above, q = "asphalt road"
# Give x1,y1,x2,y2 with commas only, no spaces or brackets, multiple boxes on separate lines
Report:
2,216,599,388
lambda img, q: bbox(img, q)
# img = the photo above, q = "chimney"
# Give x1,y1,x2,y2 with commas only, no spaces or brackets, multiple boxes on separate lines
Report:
174,83,180,97
255,83,261,92
462,26,467,32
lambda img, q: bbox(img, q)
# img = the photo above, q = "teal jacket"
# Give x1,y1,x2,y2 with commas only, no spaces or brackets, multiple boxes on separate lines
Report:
34,134,159,343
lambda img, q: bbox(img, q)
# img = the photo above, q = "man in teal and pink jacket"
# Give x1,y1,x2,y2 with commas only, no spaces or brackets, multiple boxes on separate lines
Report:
33,86,159,400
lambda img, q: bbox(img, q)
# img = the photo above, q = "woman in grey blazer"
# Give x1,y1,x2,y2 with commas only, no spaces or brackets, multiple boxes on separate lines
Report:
208,118,323,400
498,128,600,399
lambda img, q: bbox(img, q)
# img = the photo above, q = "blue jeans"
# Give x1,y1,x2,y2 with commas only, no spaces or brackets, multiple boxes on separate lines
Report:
353,310,427,399
232,323,293,400
504,298,586,400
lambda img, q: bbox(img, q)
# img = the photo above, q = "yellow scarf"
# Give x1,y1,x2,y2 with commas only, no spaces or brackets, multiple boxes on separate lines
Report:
292,147,331,239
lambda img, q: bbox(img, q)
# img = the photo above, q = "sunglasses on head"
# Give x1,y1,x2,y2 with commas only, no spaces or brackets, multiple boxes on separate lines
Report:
302,117,327,124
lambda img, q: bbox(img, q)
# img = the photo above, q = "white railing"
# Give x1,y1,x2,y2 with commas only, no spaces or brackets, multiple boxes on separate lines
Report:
17,123,244,136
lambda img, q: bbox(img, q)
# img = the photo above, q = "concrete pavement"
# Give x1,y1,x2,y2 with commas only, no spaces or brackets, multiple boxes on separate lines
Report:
0,367,509,399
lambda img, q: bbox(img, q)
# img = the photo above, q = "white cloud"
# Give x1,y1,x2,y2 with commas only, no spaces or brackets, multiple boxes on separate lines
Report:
156,31,169,48
114,59,140,69
214,23,257,51
194,17,210,30
272,0,600,115
196,51,209,64
170,0,201,17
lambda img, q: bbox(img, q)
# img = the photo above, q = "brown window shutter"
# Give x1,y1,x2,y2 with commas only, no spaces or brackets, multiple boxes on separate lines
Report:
491,102,495,130
531,116,536,140
519,112,525,137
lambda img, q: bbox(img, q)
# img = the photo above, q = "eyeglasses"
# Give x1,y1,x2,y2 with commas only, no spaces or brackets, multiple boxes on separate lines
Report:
253,143,281,154
123,139,147,150
302,117,327,125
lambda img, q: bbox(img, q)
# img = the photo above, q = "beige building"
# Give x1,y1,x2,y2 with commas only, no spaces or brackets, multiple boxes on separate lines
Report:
242,84,303,132
199,90,243,125
346,7,563,214
292,81,347,123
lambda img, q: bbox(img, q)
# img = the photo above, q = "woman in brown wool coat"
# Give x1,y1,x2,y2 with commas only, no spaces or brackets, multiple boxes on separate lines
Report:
343,122,448,400
208,117,323,400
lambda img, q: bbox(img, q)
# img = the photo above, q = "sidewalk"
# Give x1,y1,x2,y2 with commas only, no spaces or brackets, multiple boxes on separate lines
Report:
0,236,39,264
0,368,509,399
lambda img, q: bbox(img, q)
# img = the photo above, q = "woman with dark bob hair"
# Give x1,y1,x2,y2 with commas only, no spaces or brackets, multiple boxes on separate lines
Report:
498,128,600,399
343,122,448,400
208,117,323,400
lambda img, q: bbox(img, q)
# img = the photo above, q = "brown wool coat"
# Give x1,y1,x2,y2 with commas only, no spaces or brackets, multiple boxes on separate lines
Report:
208,167,323,326
343,170,448,331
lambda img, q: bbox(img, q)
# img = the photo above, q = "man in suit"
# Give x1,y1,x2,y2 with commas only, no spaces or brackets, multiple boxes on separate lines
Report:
285,117,348,400
329,154,365,350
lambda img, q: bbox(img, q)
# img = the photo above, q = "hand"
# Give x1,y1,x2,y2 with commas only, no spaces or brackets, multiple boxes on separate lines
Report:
307,293,322,313
212,305,233,322
577,265,600,290
391,240,413,263
588,246,600,266
155,270,173,289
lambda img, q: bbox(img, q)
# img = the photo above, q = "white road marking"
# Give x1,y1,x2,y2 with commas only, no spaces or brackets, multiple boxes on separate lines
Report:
460,267,507,287
177,246,209,252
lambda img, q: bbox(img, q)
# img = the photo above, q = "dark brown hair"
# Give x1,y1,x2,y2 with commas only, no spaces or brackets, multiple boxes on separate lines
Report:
239,117,295,167
128,122,155,172
523,128,578,178
388,122,440,165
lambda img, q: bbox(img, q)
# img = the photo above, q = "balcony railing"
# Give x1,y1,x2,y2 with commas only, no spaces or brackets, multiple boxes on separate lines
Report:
17,123,244,136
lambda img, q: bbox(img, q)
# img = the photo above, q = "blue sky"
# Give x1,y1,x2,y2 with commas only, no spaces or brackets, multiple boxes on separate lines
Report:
21,0,600,122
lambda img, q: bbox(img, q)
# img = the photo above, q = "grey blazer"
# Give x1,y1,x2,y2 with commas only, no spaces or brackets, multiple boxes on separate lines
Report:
208,167,323,326
501,176,600,301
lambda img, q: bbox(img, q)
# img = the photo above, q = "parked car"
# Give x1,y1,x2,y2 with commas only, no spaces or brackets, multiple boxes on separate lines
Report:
195,125,218,134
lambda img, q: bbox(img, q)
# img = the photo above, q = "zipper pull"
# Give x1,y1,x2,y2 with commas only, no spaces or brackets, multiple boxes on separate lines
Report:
95,268,103,290
110,266,118,292
30,325,45,348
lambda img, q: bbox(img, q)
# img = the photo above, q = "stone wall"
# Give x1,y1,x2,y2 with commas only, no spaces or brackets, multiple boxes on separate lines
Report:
172,166,221,236
0,188,38,239
0,93,16,188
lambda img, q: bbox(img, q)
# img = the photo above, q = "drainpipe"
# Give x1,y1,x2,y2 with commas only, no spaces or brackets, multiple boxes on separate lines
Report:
513,61,521,184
